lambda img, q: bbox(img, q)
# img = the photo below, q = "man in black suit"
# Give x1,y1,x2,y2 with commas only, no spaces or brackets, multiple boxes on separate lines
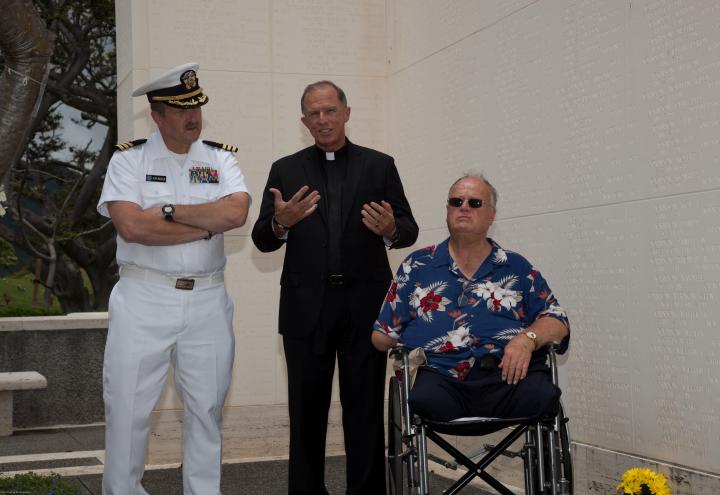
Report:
252,81,418,495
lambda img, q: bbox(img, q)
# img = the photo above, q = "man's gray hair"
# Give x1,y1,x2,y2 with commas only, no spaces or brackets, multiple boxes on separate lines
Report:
450,173,498,208
300,80,348,114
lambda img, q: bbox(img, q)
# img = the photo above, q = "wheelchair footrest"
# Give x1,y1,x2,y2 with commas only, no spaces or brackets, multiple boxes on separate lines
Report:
427,453,458,469
389,447,417,462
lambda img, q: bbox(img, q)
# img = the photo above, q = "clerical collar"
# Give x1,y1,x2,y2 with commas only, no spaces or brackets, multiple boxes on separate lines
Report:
315,142,348,161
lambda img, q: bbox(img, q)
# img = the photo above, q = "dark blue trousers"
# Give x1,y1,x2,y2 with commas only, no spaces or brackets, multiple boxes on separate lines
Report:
409,357,560,422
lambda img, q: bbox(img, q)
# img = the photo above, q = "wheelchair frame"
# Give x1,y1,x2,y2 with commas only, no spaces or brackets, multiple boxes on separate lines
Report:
387,344,573,495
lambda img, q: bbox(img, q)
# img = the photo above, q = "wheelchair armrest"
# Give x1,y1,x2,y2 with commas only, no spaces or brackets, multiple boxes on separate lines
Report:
388,343,408,359
543,341,561,354
542,341,562,386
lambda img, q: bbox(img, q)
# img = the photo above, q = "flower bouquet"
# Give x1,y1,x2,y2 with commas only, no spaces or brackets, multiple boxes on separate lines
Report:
616,467,671,495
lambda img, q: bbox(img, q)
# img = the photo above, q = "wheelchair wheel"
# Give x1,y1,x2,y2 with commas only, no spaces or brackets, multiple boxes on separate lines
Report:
556,402,573,495
537,402,573,495
387,376,405,495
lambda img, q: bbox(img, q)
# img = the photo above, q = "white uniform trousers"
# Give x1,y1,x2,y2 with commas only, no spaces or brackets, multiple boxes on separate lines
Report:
102,275,235,495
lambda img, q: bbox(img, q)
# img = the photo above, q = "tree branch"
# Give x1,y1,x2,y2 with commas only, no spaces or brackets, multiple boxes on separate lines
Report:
0,0,55,179
70,123,115,226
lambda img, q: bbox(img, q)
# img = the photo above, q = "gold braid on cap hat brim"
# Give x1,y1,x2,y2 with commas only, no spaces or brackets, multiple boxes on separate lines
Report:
150,87,204,102
162,94,208,107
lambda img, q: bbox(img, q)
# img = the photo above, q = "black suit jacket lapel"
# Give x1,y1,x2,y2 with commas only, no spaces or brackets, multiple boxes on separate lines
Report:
341,141,365,231
300,147,327,227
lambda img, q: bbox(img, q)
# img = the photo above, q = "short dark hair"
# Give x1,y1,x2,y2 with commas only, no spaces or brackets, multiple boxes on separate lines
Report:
150,101,166,115
300,80,347,114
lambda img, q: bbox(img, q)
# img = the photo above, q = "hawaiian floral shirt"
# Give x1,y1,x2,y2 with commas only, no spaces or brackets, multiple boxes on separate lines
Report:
374,238,570,380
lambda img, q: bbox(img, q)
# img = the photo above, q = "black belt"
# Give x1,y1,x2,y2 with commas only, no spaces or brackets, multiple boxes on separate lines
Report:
478,354,500,370
327,274,353,286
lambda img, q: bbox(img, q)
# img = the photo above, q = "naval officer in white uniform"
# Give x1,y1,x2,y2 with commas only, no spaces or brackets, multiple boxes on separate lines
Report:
97,62,251,494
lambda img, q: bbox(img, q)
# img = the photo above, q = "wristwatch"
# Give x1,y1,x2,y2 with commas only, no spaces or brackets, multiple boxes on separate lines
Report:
272,216,289,231
389,227,400,244
162,204,175,221
522,330,538,350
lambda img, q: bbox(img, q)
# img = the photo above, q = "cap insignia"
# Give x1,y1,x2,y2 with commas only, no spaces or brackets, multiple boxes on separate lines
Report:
181,70,198,90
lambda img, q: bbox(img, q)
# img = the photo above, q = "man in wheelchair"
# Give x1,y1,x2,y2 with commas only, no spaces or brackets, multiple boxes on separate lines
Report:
371,173,571,494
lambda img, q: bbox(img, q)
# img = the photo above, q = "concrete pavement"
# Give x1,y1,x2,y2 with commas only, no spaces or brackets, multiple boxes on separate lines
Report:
0,425,498,494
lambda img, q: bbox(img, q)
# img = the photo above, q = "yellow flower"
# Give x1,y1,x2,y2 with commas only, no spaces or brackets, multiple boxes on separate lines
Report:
617,467,671,495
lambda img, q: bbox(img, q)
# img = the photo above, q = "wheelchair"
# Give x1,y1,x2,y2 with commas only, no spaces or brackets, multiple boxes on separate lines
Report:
386,343,572,495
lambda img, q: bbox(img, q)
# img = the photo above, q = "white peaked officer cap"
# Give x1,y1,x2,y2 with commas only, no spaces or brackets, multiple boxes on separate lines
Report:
132,62,208,108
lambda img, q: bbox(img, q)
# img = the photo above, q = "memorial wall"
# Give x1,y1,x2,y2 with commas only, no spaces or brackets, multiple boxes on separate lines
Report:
115,0,719,488
386,1,719,479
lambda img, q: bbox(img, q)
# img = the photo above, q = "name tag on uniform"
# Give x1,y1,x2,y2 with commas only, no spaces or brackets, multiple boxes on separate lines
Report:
189,166,219,184
146,174,166,182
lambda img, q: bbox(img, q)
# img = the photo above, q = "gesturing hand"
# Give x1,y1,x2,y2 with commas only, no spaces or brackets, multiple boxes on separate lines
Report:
270,186,320,228
361,200,397,238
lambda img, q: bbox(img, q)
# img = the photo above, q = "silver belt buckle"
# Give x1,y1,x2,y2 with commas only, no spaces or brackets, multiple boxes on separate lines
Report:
175,278,195,290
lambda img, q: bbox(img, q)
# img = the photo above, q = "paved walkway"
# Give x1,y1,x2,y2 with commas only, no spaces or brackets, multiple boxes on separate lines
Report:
0,425,498,494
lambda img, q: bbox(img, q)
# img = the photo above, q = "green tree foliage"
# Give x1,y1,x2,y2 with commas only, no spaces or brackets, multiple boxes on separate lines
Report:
0,0,118,312
0,238,19,269
0,472,81,494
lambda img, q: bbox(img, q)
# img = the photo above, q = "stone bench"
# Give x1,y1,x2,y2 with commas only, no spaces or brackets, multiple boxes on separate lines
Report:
0,371,48,436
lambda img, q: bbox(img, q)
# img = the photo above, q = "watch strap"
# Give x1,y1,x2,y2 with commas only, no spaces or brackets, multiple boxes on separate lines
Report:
522,331,538,350
272,216,289,231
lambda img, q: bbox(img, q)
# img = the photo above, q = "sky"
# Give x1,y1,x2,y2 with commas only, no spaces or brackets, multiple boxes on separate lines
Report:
55,105,108,162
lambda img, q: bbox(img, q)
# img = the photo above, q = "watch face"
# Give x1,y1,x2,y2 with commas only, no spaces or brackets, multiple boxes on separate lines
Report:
526,331,537,339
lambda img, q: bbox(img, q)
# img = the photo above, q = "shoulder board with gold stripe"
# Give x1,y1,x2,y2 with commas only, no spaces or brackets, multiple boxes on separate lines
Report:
203,140,238,153
114,139,147,152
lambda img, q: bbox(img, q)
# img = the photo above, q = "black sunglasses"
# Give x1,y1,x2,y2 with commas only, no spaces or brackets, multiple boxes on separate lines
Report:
447,197,483,208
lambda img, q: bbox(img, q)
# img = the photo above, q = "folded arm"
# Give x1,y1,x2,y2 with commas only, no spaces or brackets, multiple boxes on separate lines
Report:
172,192,250,232
107,201,209,246
107,192,249,246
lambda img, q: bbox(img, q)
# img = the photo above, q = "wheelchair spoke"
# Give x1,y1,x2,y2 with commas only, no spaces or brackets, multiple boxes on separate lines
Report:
557,403,573,495
530,403,573,495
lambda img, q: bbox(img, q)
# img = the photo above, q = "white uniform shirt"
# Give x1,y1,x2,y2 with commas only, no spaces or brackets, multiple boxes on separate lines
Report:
97,130,250,275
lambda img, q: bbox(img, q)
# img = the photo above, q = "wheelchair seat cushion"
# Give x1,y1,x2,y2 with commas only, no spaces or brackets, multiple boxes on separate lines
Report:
423,415,538,436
